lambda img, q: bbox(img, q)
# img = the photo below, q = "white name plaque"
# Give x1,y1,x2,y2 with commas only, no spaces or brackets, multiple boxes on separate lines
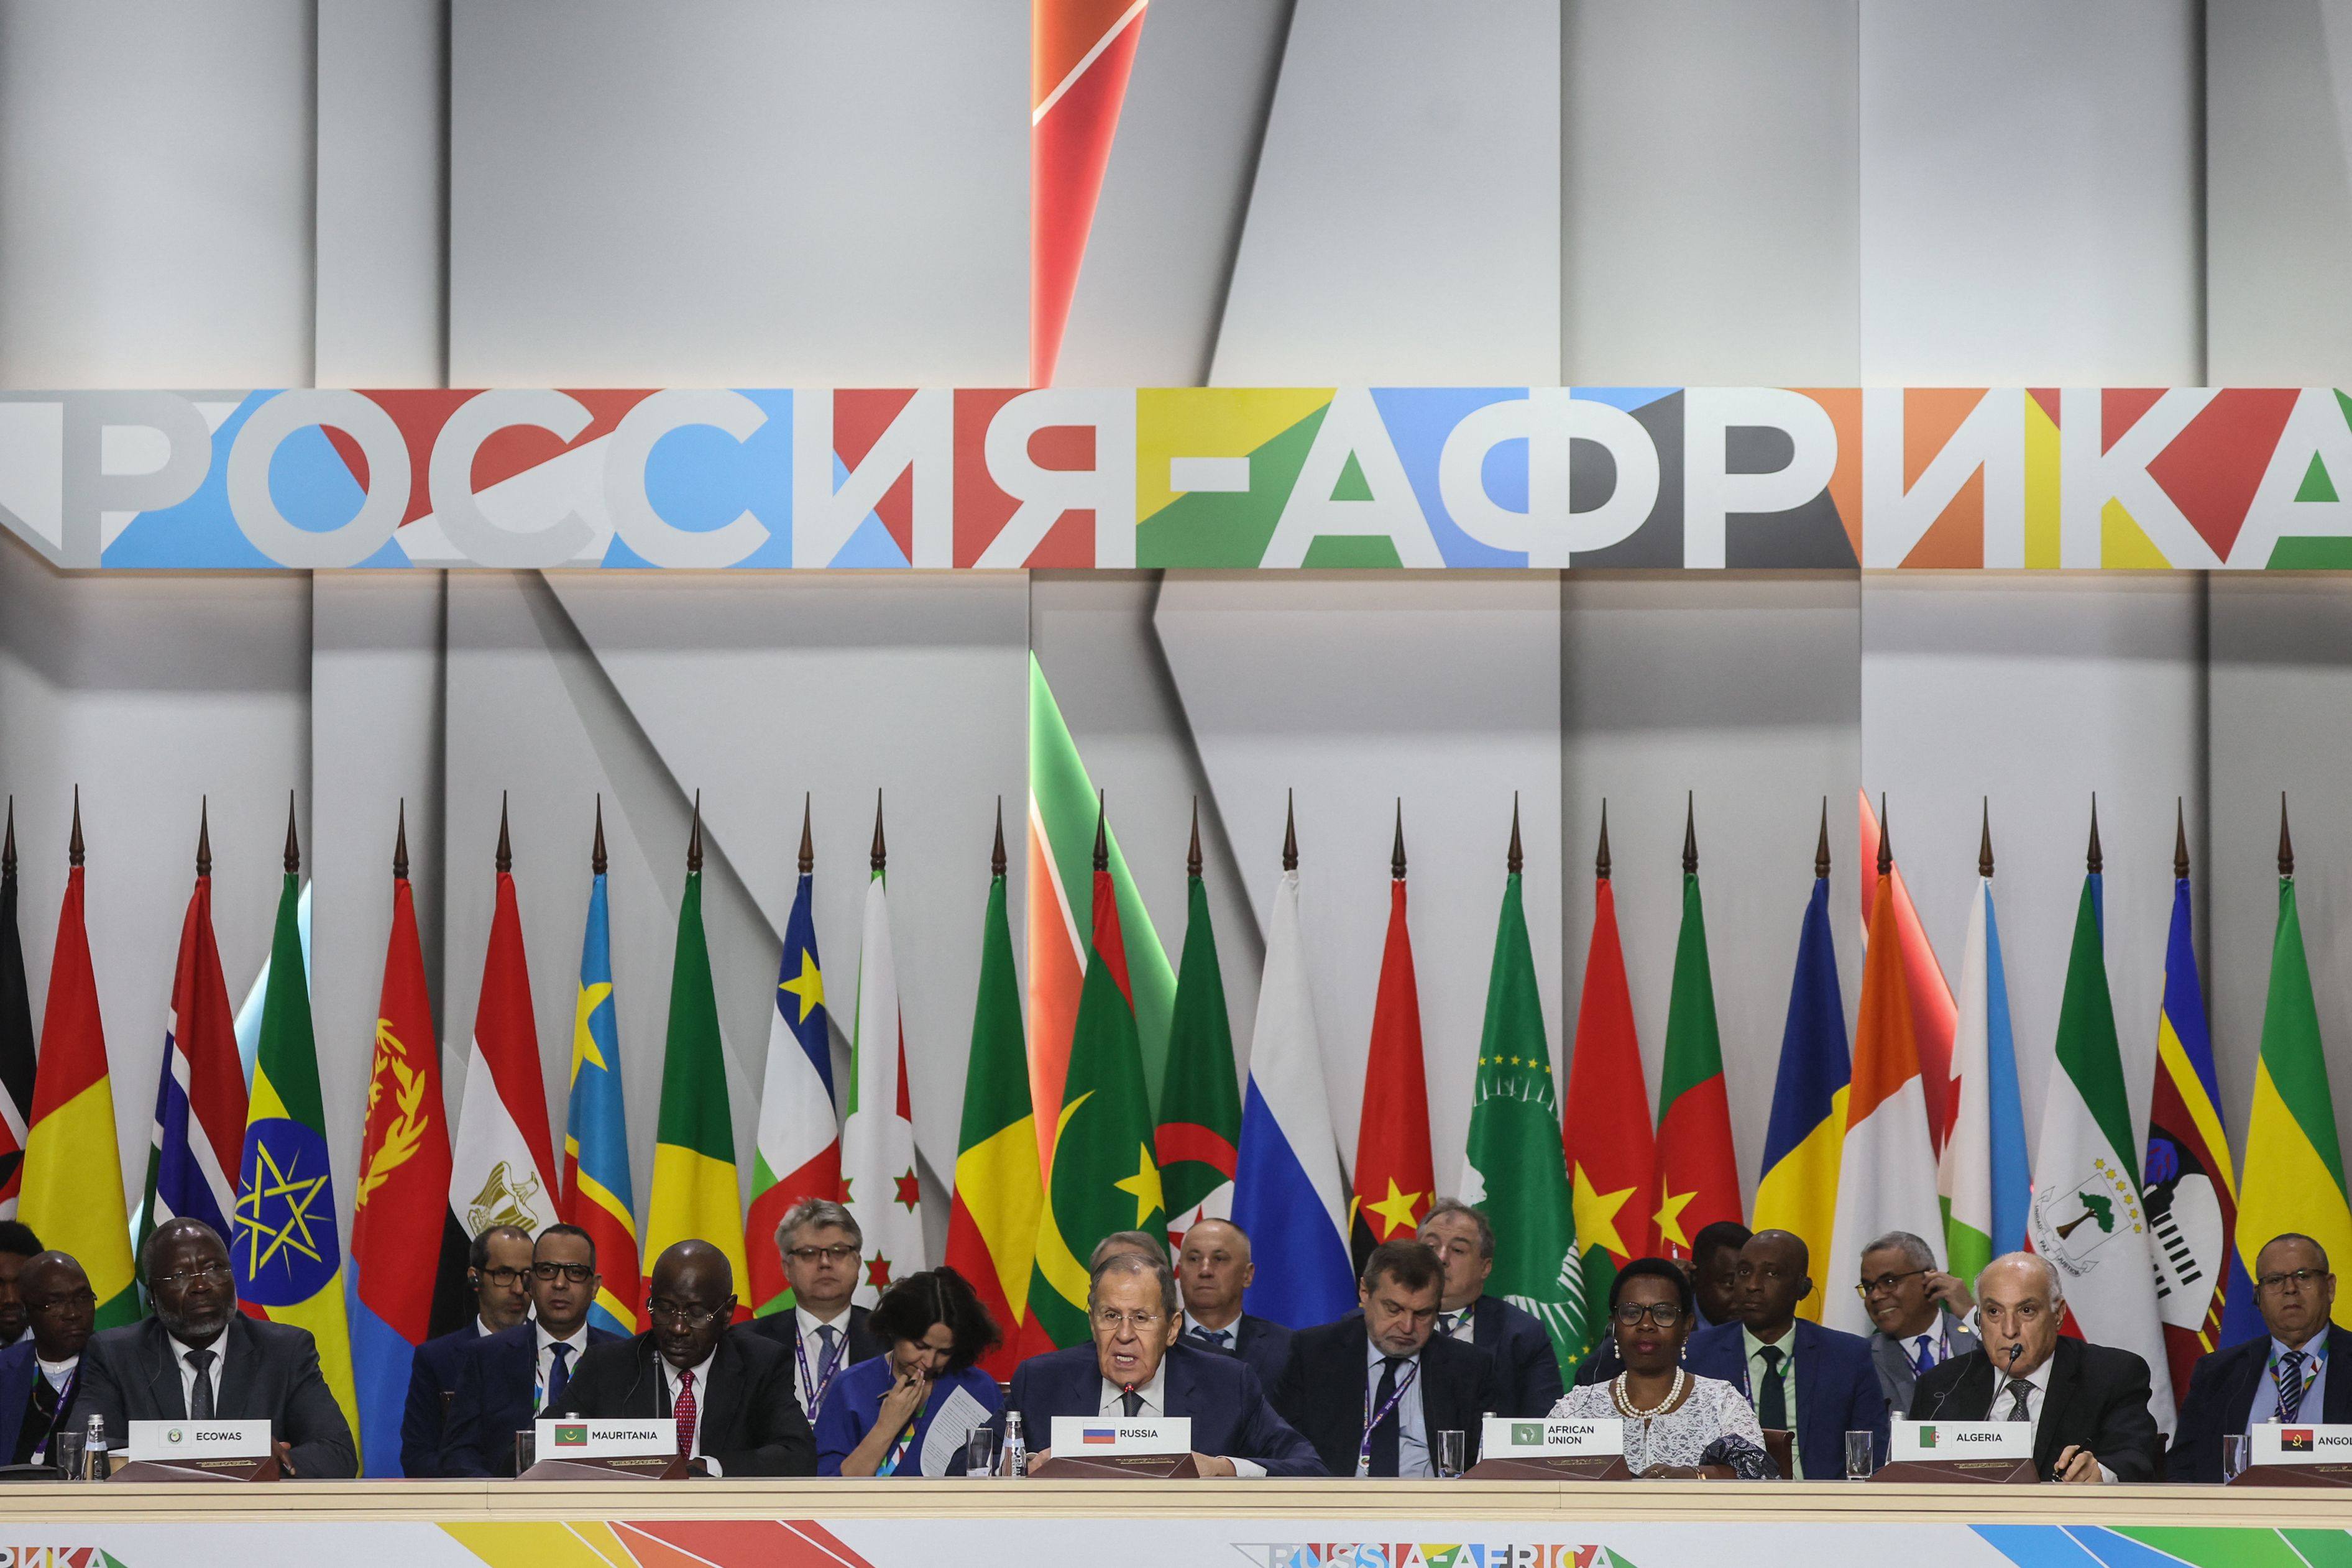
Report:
125,1419,271,1460
1890,1418,2033,1461
1480,1416,1625,1456
1049,1416,1192,1456
534,1418,679,1458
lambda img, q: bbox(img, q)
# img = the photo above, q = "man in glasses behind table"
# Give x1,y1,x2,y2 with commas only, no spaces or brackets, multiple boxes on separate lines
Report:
1855,1229,1980,1415
2169,1233,2350,1481
439,1224,625,1475
739,1199,886,1424
401,1223,535,1475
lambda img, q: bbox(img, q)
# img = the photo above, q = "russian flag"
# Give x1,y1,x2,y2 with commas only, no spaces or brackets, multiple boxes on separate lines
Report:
1082,1428,1117,1446
1232,853,1355,1329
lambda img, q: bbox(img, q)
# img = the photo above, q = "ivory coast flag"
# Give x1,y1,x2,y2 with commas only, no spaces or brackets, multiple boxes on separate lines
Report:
2228,808,2352,1339
1858,791,1957,1152
234,814,361,1447
1754,824,1848,1324
643,809,747,1313
19,799,137,1326
944,809,1039,1379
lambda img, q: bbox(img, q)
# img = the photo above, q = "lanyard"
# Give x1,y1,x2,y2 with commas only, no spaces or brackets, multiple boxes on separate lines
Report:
30,1364,76,1464
2269,1349,2324,1413
874,1400,926,1477
796,1325,844,1414
1356,1359,1420,1477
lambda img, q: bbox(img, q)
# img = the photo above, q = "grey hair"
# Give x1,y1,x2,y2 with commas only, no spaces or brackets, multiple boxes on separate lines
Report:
1419,1198,1494,1260
1089,1249,1180,1319
1864,1231,1939,1272
1976,1250,2063,1308
775,1197,861,1253
1088,1230,1165,1270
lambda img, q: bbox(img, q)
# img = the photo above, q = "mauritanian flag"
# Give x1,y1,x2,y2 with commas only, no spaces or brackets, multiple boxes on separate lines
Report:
1653,800,1741,1257
1031,0,1148,386
1560,808,1653,1353
0,804,30,1216
1027,658,1174,1168
843,798,926,1304
2025,804,2175,1433
565,804,642,1336
1155,809,1241,1244
140,806,249,1263
1026,802,1162,1350
748,802,840,1318
233,807,361,1447
1755,809,1848,1325
644,803,747,1314
2225,799,2352,1341
19,796,136,1324
1859,791,1957,1152
450,803,560,1240
1351,805,1434,1271
1826,809,1944,1337
945,806,1039,1378
1940,806,2031,1287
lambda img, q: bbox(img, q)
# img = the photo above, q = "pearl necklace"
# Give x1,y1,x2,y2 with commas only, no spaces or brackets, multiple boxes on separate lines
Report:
1610,1368,1686,1419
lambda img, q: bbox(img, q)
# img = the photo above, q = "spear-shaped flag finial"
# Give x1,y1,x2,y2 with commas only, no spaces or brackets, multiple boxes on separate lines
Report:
798,793,814,876
2174,797,2190,881
69,786,84,869
687,790,704,874
197,797,213,878
2086,793,2103,875
1391,799,1407,880
1596,799,1611,881
394,799,410,881
592,795,608,877
4,795,17,883
870,789,887,874
2280,792,2295,878
283,791,301,877
1875,793,1891,878
1282,789,1298,872
1093,790,1109,874
1187,797,1202,879
1814,797,1831,880
1681,791,1697,875
992,796,1008,879
496,792,513,874
1507,792,1523,875
1979,797,1995,879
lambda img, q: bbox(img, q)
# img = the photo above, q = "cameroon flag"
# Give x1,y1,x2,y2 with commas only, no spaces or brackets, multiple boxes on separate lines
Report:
645,810,748,1313
1156,823,1241,1237
233,815,361,1447
1026,805,1162,1350
1653,807,1742,1256
19,802,137,1325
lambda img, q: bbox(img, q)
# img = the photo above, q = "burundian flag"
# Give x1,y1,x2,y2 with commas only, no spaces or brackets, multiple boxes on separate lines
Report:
747,803,841,1318
233,807,361,1449
1940,810,2030,1286
644,803,747,1314
843,799,926,1304
565,807,641,1336
1753,811,1848,1323
19,795,136,1324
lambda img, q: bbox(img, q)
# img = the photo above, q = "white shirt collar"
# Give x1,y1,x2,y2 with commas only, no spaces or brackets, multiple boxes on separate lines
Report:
796,1304,853,1338
662,1348,717,1390
1366,1336,1422,1370
475,1316,498,1337
1100,1353,1170,1414
536,1321,589,1355
35,1352,76,1385
165,1329,226,1367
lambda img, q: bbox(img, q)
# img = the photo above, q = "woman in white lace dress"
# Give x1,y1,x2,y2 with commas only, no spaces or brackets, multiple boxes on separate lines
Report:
1548,1257,1775,1479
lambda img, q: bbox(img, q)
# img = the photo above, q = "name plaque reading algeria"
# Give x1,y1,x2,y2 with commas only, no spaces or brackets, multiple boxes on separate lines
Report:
1465,1416,1632,1481
520,1418,689,1481
1872,1419,2037,1484
113,1420,278,1482
1032,1418,1199,1479
2229,1423,2352,1487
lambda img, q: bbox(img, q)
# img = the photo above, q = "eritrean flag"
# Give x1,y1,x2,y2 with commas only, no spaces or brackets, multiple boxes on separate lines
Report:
566,822,642,1336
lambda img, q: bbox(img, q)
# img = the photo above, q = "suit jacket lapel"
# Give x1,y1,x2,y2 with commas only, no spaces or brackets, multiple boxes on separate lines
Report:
215,1316,255,1421
1790,1321,1818,1449
697,1338,744,1449
142,1319,188,1421
2037,1340,2080,1474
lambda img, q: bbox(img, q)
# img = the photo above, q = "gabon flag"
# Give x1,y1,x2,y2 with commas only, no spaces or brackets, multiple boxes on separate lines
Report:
1351,804,1434,1271
1652,797,1741,1257
0,802,30,1216
747,800,841,1318
1560,805,1654,1346
350,806,467,1478
1753,805,1849,1324
644,798,748,1314
450,800,560,1240
19,792,137,1325
1156,805,1242,1242
565,802,642,1336
945,804,1040,1378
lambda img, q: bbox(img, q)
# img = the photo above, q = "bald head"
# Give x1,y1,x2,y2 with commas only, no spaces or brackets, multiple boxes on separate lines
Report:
646,1240,738,1370
1178,1219,1254,1329
18,1250,94,1362
1735,1229,1812,1338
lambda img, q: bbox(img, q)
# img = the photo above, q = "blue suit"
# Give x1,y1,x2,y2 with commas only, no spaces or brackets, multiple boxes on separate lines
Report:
1008,1342,1325,1475
1684,1318,1888,1479
1184,1314,1293,1394
401,1325,485,1478
0,1338,79,1465
439,1322,624,1477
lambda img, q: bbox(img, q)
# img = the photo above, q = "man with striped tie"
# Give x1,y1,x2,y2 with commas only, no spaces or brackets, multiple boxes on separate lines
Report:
1858,1230,1980,1414
1177,1220,1292,1391
2169,1234,2348,1481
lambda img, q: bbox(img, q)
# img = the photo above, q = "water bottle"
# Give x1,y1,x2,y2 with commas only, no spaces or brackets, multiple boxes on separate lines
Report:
82,1413,107,1481
1001,1412,1026,1478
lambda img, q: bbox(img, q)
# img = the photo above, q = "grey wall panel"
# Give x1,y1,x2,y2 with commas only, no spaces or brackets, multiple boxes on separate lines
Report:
1561,574,1862,1208
1562,0,1860,386
1153,574,1563,1183
0,0,316,388
449,0,1026,386
1210,0,1560,387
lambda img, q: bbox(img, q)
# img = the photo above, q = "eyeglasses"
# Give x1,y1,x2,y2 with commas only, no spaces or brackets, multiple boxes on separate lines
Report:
478,1267,530,1288
1855,1268,1930,1298
29,1290,96,1317
1091,1308,1167,1334
786,1244,860,1263
645,1299,727,1327
1610,1302,1684,1327
533,1262,595,1284
2259,1268,2330,1294
152,1263,232,1290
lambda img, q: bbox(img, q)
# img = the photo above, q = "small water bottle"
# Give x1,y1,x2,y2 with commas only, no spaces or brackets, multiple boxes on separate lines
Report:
1001,1412,1026,1478
82,1413,108,1481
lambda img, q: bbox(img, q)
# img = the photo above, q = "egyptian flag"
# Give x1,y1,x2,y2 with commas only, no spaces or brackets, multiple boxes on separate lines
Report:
449,800,559,1240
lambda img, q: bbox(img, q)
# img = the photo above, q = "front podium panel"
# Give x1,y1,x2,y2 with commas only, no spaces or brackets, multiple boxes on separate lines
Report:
1026,1451,1201,1479
520,1453,691,1481
1463,1454,1635,1480
109,1453,282,1482
1871,1457,2037,1483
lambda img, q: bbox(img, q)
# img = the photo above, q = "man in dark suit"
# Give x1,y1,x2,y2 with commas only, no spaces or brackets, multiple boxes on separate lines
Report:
2169,1233,2348,1482
0,1219,41,1350
1858,1229,1980,1414
1009,1250,1323,1476
1177,1219,1292,1391
441,1224,625,1475
738,1198,884,1421
401,1222,533,1476
1274,1239,1499,1477
0,1250,94,1465
1911,1252,2160,1482
1684,1229,1887,1479
1689,1221,1753,1332
78,1218,356,1478
549,1239,814,1476
1417,1199,1563,1417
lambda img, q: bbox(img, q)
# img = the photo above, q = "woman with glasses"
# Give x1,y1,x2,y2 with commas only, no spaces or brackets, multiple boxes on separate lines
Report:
817,1266,1003,1477
1546,1257,1774,1479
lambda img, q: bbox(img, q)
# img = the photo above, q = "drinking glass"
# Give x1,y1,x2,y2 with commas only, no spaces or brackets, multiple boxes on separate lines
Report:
54,1428,86,1481
2222,1434,2248,1483
1435,1430,1467,1479
513,1429,536,1475
1845,1429,1877,1481
967,1426,1000,1478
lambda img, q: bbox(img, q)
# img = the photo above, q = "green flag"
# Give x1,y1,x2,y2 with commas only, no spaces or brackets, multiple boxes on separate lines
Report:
1653,858,1742,1254
1461,861,1583,1378
1156,864,1241,1229
645,851,748,1302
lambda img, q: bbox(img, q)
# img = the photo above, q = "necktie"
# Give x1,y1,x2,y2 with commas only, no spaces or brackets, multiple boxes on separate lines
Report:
2277,1349,2310,1422
1913,1334,1937,1375
544,1342,572,1412
1436,1313,1458,1339
1369,1357,1405,1478
1120,1385,1143,1418
815,1324,841,1383
673,1368,698,1458
1190,1327,1233,1350
1755,1344,1786,1431
186,1348,216,1420
2005,1377,2033,1423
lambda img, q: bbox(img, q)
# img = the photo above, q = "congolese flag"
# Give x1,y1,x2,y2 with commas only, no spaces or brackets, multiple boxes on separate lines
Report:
1156,809,1241,1242
748,802,840,1318
234,809,361,1448
1653,800,1741,1257
566,806,642,1336
1754,810,1848,1324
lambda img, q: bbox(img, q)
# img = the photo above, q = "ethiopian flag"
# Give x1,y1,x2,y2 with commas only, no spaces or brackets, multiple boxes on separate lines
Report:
643,815,747,1313
19,804,137,1326
1158,832,1241,1239
945,814,1040,1379
233,822,361,1448
1653,812,1742,1257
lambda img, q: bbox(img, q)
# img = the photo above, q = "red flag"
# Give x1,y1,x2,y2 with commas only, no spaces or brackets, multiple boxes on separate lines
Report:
450,805,559,1239
1351,819,1433,1269
1858,790,1956,1150
1561,817,1656,1322
1031,0,1148,385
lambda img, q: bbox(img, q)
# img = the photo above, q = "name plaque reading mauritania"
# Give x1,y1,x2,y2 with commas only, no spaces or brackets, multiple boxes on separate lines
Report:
1890,1419,2034,1462
533,1418,679,1458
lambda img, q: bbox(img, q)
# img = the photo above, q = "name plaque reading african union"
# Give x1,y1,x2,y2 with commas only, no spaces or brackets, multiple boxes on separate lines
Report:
1047,1417,1193,1457
533,1418,679,1458
1889,1419,2034,1461
1481,1416,1625,1457
2252,1423,2352,1465
125,1419,272,1461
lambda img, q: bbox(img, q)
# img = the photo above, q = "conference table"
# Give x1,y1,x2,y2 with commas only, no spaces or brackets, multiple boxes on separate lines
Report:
9,1480,2344,1568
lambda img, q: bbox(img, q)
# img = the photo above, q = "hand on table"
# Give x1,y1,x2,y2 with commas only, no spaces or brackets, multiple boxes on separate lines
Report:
276,1441,298,1478
2052,1445,2104,1483
1192,1453,1237,1477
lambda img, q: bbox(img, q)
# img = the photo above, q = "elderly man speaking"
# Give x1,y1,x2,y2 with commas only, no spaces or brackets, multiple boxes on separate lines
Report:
1908,1252,2161,1482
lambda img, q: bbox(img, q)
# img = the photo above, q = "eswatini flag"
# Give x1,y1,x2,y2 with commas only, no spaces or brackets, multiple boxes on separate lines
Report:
566,839,641,1336
1652,811,1740,1257
1561,820,1655,1350
748,835,840,1319
1351,823,1432,1271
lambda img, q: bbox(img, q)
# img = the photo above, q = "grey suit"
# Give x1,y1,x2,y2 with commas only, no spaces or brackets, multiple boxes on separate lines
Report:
77,1315,358,1479
1867,1310,1978,1414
